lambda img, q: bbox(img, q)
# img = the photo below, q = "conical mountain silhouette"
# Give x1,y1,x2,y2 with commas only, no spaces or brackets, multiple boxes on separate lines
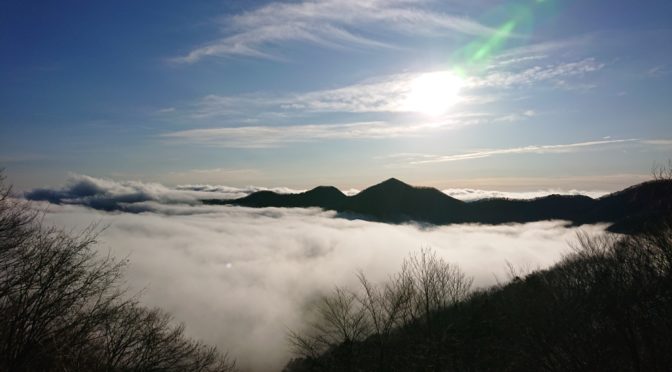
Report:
346,178,463,223
204,178,672,234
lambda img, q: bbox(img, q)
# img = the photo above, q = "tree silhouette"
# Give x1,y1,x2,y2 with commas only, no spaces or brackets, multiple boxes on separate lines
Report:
0,172,237,372
286,224,672,372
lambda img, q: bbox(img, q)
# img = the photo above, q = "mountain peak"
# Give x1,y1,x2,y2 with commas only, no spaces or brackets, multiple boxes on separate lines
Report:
305,185,346,197
378,177,411,188
358,178,414,195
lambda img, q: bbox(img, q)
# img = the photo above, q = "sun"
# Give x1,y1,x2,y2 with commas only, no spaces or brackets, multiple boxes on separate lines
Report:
406,71,464,116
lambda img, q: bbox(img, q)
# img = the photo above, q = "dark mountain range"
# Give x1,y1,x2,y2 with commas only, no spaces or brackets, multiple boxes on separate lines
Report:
203,178,672,234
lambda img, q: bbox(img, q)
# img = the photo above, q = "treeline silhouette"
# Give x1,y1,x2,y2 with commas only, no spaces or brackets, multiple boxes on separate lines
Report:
205,177,672,235
0,172,237,372
284,224,672,372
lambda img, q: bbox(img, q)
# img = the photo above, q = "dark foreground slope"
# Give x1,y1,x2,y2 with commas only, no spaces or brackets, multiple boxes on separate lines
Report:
284,225,672,372
0,174,236,372
204,178,672,234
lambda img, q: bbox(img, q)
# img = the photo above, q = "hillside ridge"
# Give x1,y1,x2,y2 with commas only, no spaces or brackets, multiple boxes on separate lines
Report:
203,178,672,234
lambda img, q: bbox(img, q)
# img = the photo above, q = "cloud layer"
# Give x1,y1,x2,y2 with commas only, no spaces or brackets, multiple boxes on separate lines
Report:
25,174,304,212
41,200,608,371
25,175,616,370
442,188,609,201
25,174,617,212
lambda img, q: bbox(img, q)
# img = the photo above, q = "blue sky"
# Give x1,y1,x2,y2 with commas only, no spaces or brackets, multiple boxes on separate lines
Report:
1,0,671,191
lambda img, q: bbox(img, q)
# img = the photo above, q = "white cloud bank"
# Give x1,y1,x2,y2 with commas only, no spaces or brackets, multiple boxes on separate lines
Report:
42,202,608,371
24,174,304,211
28,175,612,371
442,188,609,201
25,174,615,208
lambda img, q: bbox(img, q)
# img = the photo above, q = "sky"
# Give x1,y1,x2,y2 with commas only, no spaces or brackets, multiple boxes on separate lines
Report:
2,0,671,191
3,3,670,368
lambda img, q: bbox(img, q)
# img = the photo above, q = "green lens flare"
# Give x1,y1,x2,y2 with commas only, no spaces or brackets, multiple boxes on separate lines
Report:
450,0,559,74
471,20,518,63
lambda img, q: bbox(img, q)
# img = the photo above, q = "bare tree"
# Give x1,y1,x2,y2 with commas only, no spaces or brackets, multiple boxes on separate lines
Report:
356,270,413,340
285,226,672,372
99,302,236,372
289,286,369,360
288,248,472,371
402,247,473,323
0,170,38,256
0,226,126,370
0,171,237,372
353,270,416,371
651,159,672,181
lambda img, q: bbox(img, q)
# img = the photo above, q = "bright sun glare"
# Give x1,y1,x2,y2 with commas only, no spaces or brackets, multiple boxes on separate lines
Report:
406,71,464,116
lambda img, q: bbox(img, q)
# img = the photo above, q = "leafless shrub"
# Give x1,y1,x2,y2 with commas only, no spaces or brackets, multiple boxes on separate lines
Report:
355,270,413,340
0,172,237,372
289,286,369,359
288,247,472,365
0,171,39,255
99,302,236,372
651,159,672,181
401,247,473,323
286,224,672,372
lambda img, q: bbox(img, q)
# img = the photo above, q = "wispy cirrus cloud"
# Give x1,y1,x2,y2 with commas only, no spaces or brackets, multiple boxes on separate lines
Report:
186,78,413,119
391,138,638,165
172,58,603,121
184,72,485,119
472,58,605,88
156,56,608,149
492,35,592,63
173,0,499,63
161,118,476,148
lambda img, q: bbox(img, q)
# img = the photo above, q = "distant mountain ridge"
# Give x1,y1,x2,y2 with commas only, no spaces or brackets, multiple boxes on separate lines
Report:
203,178,672,234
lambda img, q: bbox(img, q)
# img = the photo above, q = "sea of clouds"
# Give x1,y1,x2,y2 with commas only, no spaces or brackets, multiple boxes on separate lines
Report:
26,174,611,210
441,187,609,201
28,175,611,371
